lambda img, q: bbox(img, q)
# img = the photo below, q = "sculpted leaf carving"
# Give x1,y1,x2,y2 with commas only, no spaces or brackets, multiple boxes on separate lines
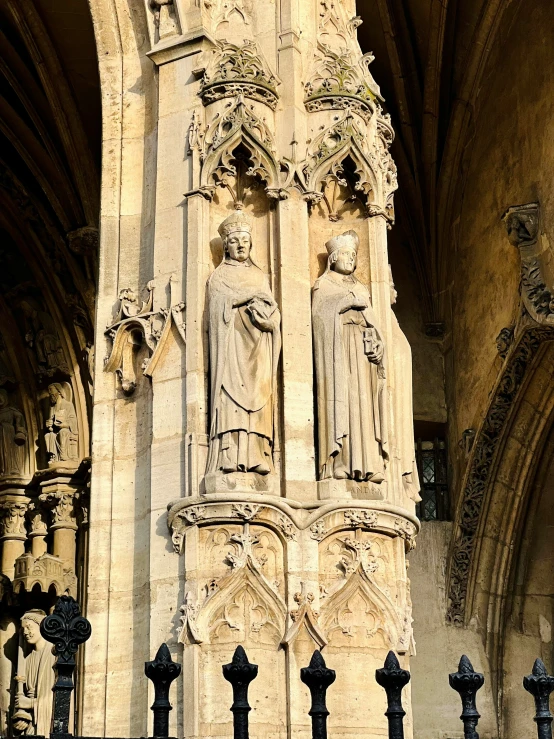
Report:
201,40,278,109
304,44,380,120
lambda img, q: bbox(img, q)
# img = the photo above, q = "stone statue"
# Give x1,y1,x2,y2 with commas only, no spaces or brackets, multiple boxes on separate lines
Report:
389,267,420,502
12,610,55,736
19,300,68,376
206,210,281,476
45,382,79,464
312,230,388,482
0,390,27,476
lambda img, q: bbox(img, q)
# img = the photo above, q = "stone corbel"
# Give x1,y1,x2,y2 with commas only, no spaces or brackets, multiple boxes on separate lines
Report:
502,202,554,325
104,279,185,396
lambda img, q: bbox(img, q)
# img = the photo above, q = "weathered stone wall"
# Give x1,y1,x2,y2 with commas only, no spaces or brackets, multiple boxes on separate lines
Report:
445,0,554,502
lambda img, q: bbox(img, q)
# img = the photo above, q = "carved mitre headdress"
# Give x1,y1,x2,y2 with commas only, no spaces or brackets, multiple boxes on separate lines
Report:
21,609,46,625
325,229,360,256
218,209,253,239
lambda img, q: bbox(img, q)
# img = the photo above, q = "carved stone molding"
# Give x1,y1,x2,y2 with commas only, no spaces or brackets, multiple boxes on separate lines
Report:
282,582,327,648
200,40,279,109
193,522,287,645
190,97,286,202
447,325,554,624
104,278,185,395
496,326,515,359
167,495,419,551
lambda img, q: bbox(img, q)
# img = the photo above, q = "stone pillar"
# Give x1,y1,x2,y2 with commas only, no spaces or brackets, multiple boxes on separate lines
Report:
86,0,419,737
0,498,28,579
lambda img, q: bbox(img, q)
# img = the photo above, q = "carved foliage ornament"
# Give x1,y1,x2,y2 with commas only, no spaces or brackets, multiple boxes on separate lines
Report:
104,279,185,396
304,44,381,120
201,40,279,110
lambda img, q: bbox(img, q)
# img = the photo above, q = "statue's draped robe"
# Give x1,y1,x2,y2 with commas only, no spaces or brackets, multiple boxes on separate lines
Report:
391,312,421,500
23,645,55,735
207,260,281,474
0,407,25,475
46,399,78,462
313,270,388,481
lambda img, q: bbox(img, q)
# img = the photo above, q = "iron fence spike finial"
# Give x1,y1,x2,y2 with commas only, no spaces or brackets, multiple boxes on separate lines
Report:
301,650,335,739
524,659,554,739
459,655,474,673
384,650,401,671
145,643,181,739
309,650,326,669
450,655,484,739
232,645,249,664
533,659,548,677
375,651,410,739
223,645,258,739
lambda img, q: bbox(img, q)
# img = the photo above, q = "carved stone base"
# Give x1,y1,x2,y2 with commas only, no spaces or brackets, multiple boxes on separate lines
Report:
204,471,275,495
317,478,385,501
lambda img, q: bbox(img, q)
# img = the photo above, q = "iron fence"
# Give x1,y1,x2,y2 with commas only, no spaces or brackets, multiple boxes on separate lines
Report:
17,595,554,739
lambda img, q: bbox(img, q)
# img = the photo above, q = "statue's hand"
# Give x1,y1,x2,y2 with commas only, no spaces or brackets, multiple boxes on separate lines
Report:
46,420,53,431
366,340,384,364
339,294,367,313
15,695,33,710
248,306,275,332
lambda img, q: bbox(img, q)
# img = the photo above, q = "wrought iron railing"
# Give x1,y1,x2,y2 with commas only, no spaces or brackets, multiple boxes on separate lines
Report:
22,595,554,739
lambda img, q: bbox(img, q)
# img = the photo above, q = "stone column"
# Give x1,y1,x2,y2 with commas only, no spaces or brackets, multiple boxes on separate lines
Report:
86,0,419,737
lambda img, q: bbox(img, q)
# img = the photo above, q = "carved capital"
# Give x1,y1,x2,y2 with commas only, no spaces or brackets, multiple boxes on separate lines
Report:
0,500,28,539
39,491,79,530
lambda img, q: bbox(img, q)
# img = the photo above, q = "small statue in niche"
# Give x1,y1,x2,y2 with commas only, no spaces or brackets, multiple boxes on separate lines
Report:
12,610,56,736
312,230,388,482
45,382,79,465
0,389,27,476
19,299,68,376
206,210,281,476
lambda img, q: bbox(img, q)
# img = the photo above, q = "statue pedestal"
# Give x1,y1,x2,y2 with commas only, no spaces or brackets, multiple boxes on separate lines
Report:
203,471,276,496
317,478,385,501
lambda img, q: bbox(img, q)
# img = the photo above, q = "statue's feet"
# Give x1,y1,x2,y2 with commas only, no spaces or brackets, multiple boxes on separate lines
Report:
251,460,271,475
334,465,348,479
369,471,384,483
220,452,237,473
